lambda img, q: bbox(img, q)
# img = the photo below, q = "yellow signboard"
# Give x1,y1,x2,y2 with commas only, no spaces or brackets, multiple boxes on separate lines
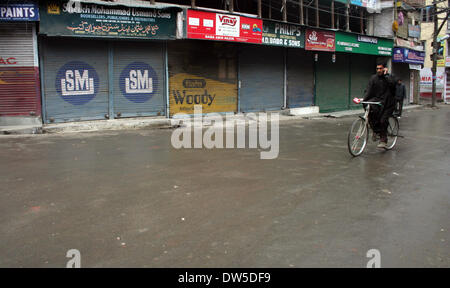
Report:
438,40,446,67
169,73,237,116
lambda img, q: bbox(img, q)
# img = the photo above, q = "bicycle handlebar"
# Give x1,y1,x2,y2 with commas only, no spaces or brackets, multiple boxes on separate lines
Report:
352,98,381,105
360,101,382,105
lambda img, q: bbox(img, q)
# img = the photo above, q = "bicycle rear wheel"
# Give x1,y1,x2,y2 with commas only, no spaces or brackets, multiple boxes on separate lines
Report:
348,118,369,156
386,117,399,150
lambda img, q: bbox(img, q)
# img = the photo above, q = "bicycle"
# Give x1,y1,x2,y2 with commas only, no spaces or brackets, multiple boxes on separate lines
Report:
347,98,399,157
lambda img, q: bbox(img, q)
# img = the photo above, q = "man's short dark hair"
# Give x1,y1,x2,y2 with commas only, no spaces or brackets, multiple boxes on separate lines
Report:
376,60,387,67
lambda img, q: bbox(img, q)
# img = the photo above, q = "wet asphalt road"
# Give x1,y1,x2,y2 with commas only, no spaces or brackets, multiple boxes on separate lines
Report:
0,106,449,268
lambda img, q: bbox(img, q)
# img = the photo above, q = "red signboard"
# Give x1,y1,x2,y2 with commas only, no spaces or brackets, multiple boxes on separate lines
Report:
305,29,335,52
187,10,262,44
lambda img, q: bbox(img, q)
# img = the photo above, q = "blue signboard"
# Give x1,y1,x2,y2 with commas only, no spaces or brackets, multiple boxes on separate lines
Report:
392,47,425,65
55,61,99,105
350,0,378,9
119,62,159,103
0,3,39,21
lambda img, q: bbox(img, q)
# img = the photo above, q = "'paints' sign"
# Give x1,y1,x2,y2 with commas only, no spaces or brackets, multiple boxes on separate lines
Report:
187,10,262,44
0,3,39,21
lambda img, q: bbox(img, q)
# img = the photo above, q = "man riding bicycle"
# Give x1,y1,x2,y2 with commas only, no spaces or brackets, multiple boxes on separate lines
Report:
363,61,397,149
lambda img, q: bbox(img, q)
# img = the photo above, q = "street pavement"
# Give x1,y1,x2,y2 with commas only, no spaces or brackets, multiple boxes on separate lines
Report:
0,105,449,267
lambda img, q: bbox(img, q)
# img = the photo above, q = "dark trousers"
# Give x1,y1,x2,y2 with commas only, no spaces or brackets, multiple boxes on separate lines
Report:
369,105,393,141
394,99,404,116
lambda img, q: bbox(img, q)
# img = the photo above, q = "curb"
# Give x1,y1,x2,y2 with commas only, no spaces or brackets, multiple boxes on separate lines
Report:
0,105,425,135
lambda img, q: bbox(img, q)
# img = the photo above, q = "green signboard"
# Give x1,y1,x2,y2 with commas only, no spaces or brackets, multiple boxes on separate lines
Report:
39,1,178,39
262,20,304,48
335,32,393,56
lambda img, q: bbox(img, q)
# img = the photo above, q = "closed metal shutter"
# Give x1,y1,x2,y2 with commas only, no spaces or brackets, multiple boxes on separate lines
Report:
316,52,350,113
239,45,284,112
287,49,314,108
113,42,165,118
42,38,109,123
168,40,238,116
350,54,376,109
0,22,40,116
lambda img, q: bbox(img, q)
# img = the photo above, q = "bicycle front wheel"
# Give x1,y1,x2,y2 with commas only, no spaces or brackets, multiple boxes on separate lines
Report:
348,118,369,156
386,117,399,150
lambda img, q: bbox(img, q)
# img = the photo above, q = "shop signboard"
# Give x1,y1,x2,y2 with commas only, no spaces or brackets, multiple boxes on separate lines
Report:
169,73,237,116
392,47,425,65
305,29,335,52
0,2,39,21
335,0,378,9
420,67,444,93
262,20,304,48
187,9,262,44
408,24,420,38
335,32,393,56
39,1,177,39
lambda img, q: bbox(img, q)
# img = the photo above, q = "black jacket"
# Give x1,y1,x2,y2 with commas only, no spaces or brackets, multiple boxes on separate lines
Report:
395,83,406,100
364,73,396,110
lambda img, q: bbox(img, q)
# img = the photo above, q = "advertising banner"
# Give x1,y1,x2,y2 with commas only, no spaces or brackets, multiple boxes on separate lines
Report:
392,47,425,65
305,29,335,52
420,67,444,93
335,32,393,56
262,20,304,48
169,73,237,116
0,2,39,21
39,1,177,39
187,10,262,44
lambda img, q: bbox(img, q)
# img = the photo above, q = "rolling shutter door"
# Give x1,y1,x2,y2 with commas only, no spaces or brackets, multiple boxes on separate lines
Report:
316,52,350,113
287,49,314,108
113,42,165,118
0,23,40,116
239,46,284,112
168,41,238,116
42,38,108,123
350,54,376,110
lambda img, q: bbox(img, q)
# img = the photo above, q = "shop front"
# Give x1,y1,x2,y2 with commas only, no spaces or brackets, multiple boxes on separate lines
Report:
262,20,312,109
315,31,393,113
0,1,41,122
175,9,262,115
392,47,425,104
39,1,179,123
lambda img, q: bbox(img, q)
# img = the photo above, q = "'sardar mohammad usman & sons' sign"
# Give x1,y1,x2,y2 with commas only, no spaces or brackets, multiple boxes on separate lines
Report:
40,1,178,39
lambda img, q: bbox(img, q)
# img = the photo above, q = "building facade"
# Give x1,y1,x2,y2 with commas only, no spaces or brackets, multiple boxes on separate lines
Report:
0,1,41,126
1,0,403,124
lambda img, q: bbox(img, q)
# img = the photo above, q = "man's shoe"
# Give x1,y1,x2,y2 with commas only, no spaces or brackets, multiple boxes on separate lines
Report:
377,141,387,149
372,132,378,142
